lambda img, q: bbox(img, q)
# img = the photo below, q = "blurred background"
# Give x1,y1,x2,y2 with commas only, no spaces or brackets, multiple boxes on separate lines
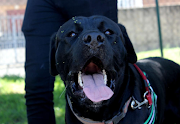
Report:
0,0,25,77
0,0,180,124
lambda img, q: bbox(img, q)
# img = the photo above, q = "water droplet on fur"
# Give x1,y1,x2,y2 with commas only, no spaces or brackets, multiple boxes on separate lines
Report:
72,17,75,20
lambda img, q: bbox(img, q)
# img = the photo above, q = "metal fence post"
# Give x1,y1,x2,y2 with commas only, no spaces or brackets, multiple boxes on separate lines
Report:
12,16,18,63
155,0,164,57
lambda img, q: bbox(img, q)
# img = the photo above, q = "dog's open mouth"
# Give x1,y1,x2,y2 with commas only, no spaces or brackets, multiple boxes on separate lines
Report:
71,57,115,103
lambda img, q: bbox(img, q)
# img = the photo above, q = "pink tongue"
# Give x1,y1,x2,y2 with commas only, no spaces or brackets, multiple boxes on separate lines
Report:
82,73,114,103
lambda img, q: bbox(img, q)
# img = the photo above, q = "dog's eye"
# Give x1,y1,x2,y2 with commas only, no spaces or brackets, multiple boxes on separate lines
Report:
104,29,114,35
67,31,76,37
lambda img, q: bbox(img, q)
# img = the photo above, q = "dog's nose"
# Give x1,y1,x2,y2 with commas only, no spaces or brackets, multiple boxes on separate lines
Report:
83,32,104,48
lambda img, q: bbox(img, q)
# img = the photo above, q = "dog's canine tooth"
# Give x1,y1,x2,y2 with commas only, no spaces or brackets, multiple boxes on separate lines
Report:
103,70,107,85
78,71,83,88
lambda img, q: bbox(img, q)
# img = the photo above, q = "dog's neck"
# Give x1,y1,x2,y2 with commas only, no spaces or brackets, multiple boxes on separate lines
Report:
66,64,156,124
67,94,132,124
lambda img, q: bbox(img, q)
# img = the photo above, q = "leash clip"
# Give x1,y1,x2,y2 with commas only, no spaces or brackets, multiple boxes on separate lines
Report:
131,91,149,110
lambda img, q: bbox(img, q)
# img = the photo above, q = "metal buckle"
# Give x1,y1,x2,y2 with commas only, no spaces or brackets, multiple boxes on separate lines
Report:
131,91,149,110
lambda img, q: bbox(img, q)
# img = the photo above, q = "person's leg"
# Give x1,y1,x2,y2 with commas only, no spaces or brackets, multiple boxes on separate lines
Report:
22,0,66,123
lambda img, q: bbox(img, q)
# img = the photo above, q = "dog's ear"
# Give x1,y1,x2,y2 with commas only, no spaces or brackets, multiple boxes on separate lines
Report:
118,24,137,64
49,33,59,76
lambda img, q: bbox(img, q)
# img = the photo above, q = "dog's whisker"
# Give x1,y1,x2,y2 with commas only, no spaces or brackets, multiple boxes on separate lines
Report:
59,84,68,98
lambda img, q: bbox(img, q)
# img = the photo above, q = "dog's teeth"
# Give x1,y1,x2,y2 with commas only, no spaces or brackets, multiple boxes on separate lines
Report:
102,70,107,85
78,71,83,88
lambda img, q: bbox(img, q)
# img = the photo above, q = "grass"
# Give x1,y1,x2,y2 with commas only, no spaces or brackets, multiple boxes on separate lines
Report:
137,47,180,65
0,76,26,124
0,76,66,124
0,47,179,124
53,76,66,124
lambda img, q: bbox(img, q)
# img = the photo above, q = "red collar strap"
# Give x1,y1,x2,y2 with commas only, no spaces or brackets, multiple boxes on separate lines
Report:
133,64,152,106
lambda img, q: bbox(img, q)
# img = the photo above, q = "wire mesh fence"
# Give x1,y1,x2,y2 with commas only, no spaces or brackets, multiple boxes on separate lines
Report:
0,0,180,76
0,0,26,76
0,15,25,63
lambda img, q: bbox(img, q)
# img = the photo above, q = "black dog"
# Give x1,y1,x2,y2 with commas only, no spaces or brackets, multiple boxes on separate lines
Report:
50,15,180,124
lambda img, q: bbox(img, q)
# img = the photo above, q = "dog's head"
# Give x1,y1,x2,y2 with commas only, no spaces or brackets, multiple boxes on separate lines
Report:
50,15,136,114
